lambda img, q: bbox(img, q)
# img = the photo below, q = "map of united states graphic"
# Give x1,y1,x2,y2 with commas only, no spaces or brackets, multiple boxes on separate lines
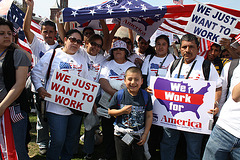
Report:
154,78,211,119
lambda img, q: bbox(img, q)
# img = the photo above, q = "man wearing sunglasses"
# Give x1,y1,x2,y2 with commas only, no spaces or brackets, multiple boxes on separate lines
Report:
23,0,59,155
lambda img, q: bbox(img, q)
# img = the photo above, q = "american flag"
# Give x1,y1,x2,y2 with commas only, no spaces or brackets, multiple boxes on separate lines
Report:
63,0,167,25
0,108,18,160
9,106,24,123
235,33,240,44
198,38,213,59
173,0,183,6
7,3,43,54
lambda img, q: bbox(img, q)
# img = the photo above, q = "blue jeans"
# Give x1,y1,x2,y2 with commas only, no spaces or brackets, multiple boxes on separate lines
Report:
160,127,203,160
12,110,30,160
83,126,98,154
203,124,240,160
46,112,82,160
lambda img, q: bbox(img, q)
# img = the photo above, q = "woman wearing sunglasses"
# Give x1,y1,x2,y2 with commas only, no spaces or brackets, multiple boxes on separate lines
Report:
31,29,89,160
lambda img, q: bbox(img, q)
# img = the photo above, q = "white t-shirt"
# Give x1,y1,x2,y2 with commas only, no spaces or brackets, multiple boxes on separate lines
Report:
217,64,240,138
100,60,135,91
166,55,222,88
142,54,176,86
31,48,89,115
29,35,59,67
81,50,107,82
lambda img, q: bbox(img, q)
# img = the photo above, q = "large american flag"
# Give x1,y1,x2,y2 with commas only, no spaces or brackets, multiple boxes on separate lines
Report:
7,3,43,54
62,0,240,38
62,0,240,57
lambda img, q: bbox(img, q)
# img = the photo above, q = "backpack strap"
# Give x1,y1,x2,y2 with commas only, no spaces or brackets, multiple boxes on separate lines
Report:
170,58,181,77
117,89,124,107
140,89,149,106
226,59,239,99
202,59,211,80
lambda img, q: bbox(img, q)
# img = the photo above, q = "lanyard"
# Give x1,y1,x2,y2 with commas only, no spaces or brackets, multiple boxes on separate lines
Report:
177,59,197,79
156,54,168,76
0,49,7,57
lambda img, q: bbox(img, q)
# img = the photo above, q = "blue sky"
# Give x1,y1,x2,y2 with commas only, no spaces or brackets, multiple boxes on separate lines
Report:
16,0,240,18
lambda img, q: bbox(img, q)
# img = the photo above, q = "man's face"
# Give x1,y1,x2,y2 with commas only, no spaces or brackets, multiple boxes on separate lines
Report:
86,39,102,56
138,39,149,54
208,45,221,61
180,40,199,64
41,25,56,45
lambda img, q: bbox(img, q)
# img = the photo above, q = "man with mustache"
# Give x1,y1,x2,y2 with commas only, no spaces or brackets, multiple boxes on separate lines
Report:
23,0,59,155
160,34,222,160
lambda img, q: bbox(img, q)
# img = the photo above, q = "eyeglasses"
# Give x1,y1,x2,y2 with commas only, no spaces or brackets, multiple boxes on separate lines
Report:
68,37,82,45
84,32,94,36
90,41,102,48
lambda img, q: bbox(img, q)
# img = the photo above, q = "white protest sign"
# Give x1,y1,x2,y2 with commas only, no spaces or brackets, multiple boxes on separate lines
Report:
121,17,164,41
185,3,239,44
150,76,216,135
45,69,100,114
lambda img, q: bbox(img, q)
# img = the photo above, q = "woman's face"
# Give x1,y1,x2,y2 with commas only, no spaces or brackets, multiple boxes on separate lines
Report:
112,48,126,61
64,32,82,54
155,38,169,57
0,25,13,49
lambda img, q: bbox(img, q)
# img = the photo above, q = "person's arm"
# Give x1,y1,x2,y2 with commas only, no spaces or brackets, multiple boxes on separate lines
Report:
232,82,240,102
0,66,28,116
137,110,153,146
128,28,134,43
108,105,132,116
55,12,66,42
99,78,117,96
208,87,222,115
220,38,240,59
23,0,35,44
100,19,109,51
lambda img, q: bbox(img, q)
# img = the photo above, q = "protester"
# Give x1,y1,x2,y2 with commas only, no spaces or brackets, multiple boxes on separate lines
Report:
203,64,240,160
135,36,156,60
31,29,88,160
23,0,59,155
98,40,135,160
142,35,176,88
160,34,222,160
108,67,153,160
207,43,230,75
81,34,107,159
0,17,31,160
220,37,240,59
141,34,176,156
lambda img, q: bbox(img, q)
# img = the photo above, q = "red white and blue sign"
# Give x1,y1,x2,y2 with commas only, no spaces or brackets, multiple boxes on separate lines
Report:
150,77,216,135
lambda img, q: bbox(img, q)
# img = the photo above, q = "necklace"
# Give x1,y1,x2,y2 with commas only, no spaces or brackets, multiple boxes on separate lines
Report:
0,49,7,57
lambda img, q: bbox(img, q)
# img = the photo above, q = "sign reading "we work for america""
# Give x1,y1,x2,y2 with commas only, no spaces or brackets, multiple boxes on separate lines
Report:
150,77,216,135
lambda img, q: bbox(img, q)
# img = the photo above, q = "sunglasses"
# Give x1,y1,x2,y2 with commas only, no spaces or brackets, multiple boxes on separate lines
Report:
90,41,102,48
113,48,125,51
68,37,82,45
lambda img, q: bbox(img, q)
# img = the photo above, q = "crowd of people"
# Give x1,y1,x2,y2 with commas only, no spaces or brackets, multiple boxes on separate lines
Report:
1,0,240,160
